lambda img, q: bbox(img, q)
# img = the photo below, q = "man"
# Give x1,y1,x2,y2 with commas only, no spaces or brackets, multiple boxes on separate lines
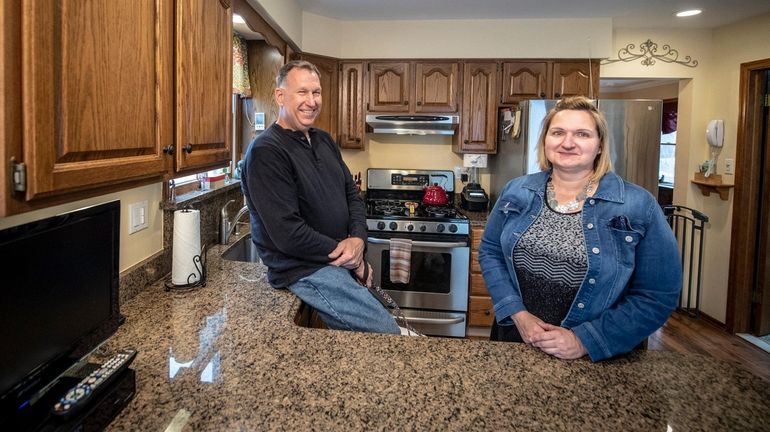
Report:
241,60,400,334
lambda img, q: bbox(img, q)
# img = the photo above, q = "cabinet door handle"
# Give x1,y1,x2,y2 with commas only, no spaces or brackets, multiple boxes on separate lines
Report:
464,140,469,144
554,92,561,98
539,92,546,98
183,144,193,154
404,100,409,105
484,310,490,316
416,101,422,106
163,145,175,155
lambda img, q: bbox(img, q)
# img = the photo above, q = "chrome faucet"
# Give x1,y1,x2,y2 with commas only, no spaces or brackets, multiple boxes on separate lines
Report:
220,200,250,244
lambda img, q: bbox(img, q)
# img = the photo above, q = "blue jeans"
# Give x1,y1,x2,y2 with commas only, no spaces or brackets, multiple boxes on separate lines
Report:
288,266,400,334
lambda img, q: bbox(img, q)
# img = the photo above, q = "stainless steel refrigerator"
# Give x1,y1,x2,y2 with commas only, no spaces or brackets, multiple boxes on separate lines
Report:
489,99,662,204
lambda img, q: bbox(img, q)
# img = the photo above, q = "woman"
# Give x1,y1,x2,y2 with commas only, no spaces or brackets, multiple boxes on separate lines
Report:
478,96,681,362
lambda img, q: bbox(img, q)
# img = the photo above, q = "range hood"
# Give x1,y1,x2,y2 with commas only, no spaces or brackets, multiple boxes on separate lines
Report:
365,114,459,136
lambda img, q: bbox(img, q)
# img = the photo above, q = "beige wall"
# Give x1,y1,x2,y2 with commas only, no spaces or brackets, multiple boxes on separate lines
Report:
600,82,679,100
246,0,303,48
0,183,164,273
302,12,613,59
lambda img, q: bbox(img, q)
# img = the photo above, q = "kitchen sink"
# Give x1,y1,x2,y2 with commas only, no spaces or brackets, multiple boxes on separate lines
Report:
221,233,260,263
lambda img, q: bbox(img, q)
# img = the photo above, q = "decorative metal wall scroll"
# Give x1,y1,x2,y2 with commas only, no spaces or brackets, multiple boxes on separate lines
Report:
601,39,698,68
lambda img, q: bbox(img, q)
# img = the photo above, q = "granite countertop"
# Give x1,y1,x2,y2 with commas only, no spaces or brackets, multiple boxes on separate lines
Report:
102,234,770,431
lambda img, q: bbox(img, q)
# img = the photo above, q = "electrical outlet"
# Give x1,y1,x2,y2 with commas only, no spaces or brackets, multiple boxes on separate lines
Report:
129,201,149,234
725,158,735,175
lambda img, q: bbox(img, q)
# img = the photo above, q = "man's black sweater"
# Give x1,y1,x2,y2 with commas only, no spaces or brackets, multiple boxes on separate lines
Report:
241,123,367,288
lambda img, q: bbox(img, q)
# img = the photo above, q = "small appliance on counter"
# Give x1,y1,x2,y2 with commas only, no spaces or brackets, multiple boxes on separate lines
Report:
460,154,489,212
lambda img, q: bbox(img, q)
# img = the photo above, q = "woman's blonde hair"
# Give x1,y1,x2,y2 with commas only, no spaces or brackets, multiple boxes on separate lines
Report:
536,96,612,182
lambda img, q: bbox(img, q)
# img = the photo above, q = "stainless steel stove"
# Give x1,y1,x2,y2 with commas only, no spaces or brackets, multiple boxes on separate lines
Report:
365,169,470,337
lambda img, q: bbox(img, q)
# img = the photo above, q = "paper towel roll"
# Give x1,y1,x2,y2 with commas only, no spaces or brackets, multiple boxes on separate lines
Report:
172,209,202,285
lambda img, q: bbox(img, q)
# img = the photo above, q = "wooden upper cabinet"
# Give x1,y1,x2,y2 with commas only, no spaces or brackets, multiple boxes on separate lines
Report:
367,61,459,113
339,62,365,149
298,53,339,140
551,61,600,99
17,0,172,202
458,62,498,153
367,62,411,113
501,61,549,104
174,0,233,174
414,62,459,113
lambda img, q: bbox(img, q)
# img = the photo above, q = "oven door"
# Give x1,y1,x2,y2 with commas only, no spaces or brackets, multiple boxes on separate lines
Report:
366,236,469,312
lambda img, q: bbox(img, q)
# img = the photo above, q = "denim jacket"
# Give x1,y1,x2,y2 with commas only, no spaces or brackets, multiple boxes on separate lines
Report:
478,171,682,361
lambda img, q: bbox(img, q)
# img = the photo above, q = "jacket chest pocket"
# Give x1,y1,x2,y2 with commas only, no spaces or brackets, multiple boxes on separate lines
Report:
606,215,643,268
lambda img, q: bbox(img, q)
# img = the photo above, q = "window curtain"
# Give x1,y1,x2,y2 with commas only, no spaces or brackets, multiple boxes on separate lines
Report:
232,34,251,97
662,100,678,134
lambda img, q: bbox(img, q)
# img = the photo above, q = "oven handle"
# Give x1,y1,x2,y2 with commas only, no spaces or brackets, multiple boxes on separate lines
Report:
367,237,468,248
404,315,465,325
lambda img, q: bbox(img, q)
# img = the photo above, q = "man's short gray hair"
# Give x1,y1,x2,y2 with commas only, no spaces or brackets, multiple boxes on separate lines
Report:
276,60,321,88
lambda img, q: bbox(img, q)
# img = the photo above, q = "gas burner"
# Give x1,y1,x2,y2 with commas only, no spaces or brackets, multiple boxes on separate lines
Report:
376,205,406,216
425,206,456,218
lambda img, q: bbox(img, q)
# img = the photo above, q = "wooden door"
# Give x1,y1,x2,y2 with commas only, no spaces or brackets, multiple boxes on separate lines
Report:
552,61,599,99
414,62,458,113
500,61,548,104
339,62,365,149
754,76,770,336
367,62,410,112
459,63,498,153
18,0,172,201
299,53,338,140
174,0,233,173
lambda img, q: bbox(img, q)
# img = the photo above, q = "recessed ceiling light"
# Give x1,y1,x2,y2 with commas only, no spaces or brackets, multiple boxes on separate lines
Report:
676,9,702,17
233,14,245,24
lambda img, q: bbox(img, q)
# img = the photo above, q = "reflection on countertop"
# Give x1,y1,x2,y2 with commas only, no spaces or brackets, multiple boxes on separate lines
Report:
101,233,770,431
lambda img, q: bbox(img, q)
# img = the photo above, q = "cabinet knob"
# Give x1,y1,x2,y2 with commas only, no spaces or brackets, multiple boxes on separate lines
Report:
183,144,193,154
355,138,361,142
404,100,409,105
163,145,175,155
484,310,490,316
554,92,561,98
539,92,546,98
464,140,469,144
416,101,422,106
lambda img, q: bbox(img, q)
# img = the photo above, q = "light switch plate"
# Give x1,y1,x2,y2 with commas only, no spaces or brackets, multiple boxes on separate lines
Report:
129,200,149,234
725,158,735,175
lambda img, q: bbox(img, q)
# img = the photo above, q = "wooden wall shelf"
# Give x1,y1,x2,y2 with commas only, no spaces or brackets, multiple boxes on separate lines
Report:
691,172,734,200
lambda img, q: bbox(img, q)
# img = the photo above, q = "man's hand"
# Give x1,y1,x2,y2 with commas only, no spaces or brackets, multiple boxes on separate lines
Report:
512,310,548,344
328,237,365,269
530,323,588,360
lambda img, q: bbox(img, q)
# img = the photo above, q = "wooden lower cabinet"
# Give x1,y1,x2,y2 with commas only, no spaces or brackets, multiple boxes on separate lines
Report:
468,226,494,330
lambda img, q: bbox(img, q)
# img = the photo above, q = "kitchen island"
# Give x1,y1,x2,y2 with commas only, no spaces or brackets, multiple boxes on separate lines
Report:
101,235,769,431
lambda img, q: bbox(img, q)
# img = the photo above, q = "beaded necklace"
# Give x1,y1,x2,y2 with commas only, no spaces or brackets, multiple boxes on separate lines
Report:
546,178,594,213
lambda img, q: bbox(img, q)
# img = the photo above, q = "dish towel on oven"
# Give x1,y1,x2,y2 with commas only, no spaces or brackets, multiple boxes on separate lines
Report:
389,238,413,284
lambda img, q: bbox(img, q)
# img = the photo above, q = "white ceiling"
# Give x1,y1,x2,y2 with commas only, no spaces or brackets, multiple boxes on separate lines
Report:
294,0,770,29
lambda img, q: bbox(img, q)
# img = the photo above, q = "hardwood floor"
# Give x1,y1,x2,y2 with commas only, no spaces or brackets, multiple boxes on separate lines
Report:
648,311,770,382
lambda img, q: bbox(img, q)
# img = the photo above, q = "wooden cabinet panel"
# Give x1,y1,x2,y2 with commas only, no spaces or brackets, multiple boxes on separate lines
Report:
459,62,497,153
299,53,338,140
501,61,548,104
471,227,484,249
469,295,495,327
19,0,172,201
551,61,600,99
414,62,458,113
367,61,410,113
174,0,232,174
470,272,490,296
339,62,365,149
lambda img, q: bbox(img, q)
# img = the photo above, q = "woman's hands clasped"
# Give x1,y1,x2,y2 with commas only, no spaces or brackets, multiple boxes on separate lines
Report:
513,311,588,360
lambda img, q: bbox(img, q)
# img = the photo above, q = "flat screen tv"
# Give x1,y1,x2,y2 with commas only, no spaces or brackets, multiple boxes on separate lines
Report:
0,200,122,425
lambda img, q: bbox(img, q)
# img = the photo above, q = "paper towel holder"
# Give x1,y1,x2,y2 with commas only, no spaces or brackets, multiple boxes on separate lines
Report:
165,207,208,291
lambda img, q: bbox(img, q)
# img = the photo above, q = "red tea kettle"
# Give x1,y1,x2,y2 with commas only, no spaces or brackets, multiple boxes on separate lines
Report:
423,182,449,206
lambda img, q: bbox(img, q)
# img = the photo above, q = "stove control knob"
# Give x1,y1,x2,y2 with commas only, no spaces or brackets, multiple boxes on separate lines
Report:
377,221,386,230
389,222,398,230
419,225,427,232
407,224,414,231
436,224,445,233
448,224,458,233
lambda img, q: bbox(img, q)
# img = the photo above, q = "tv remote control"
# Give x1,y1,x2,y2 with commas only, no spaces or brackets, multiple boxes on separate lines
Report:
52,348,137,419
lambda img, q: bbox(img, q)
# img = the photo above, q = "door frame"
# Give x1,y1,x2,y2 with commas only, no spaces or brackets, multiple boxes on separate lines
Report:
726,58,770,333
